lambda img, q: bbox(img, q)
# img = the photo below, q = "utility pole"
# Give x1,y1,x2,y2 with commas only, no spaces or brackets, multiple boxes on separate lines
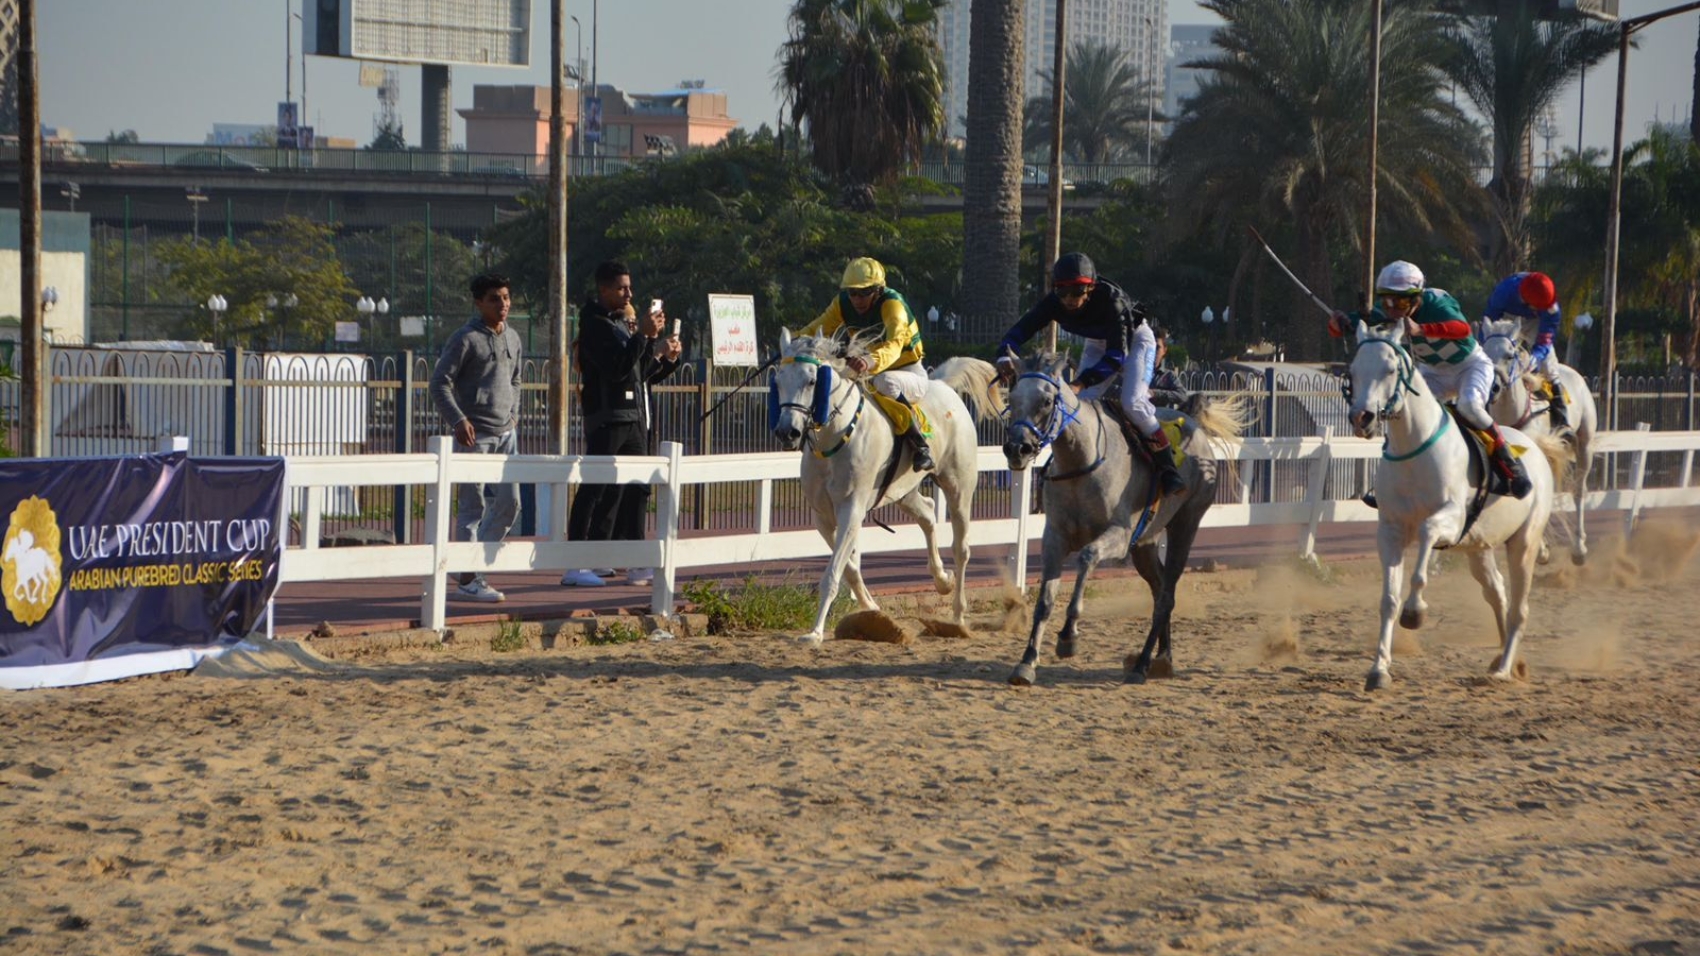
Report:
19,0,45,457
1363,0,1384,308
1044,0,1067,352
548,0,570,455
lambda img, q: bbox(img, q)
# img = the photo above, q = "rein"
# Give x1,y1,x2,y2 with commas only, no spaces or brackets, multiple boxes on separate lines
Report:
1349,338,1450,463
1013,372,1106,481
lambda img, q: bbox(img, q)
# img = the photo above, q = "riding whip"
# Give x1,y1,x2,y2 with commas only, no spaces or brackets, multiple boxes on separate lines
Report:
699,352,782,423
1246,226,1337,319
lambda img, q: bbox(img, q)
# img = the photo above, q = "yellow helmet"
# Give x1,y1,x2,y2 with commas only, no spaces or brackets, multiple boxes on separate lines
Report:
840,257,887,290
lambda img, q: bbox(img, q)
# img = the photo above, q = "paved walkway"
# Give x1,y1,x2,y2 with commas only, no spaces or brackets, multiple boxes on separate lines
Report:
267,523,1390,638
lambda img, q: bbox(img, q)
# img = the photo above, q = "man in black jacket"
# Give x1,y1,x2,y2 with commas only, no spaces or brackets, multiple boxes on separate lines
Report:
562,260,682,588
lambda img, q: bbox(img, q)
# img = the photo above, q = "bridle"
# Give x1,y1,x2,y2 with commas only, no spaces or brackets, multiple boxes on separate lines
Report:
1008,371,1106,480
1341,337,1418,426
1479,332,1534,428
775,354,865,459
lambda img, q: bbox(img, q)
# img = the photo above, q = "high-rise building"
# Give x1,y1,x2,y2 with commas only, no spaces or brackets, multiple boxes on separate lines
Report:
936,0,1167,144
1166,24,1222,118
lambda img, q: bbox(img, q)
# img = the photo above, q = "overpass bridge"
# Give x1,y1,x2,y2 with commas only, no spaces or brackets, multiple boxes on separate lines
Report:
1,142,1128,237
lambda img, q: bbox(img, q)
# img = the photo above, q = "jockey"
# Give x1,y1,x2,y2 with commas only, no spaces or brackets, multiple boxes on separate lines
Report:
799,256,934,472
1482,270,1569,429
995,252,1186,496
1330,260,1533,500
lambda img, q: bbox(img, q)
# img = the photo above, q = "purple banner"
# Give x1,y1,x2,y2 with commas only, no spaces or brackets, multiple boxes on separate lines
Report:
0,453,284,687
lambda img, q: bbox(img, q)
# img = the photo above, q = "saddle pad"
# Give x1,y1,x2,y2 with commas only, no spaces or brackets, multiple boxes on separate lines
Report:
868,388,932,438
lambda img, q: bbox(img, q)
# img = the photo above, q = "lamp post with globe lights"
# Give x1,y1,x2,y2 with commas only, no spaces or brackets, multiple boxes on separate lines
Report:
1568,311,1594,371
207,294,228,346
1201,306,1215,363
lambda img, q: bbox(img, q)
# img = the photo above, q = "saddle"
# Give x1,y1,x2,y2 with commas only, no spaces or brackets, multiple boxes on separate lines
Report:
1437,405,1526,548
1101,400,1188,469
865,386,932,438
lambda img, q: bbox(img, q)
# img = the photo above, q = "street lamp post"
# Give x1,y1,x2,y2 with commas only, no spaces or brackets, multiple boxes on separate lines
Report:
1600,0,1700,430
1201,306,1215,363
1144,15,1157,169
207,293,228,346
61,181,78,212
1568,311,1594,369
187,187,208,243
357,295,376,350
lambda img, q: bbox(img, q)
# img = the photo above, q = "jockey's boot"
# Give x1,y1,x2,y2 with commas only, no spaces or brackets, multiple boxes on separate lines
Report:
1143,429,1188,497
1546,380,1572,432
1483,424,1533,499
900,399,935,472
1361,490,1379,509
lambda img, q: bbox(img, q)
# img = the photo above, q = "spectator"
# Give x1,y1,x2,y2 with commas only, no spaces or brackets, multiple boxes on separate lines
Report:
562,261,683,588
429,273,523,603
1149,324,1190,409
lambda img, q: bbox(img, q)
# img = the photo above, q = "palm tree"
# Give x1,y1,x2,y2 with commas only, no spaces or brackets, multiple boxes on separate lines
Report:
776,0,947,186
1165,0,1486,360
960,0,1024,328
1443,1,1617,273
1022,40,1155,164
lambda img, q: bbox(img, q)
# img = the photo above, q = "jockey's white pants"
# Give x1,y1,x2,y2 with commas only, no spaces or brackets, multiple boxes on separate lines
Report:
871,362,929,403
1078,322,1160,436
1418,349,1495,431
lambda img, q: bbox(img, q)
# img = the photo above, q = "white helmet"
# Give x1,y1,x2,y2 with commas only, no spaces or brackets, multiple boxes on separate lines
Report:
1374,261,1425,296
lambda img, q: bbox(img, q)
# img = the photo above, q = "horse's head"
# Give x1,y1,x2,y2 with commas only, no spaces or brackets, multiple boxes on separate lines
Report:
770,327,845,451
1345,320,1415,439
1002,350,1071,471
3,530,30,558
1477,317,1529,395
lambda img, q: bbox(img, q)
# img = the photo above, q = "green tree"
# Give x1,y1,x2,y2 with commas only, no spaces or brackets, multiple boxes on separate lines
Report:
1443,1,1617,273
368,120,407,151
105,129,140,144
1022,40,1156,164
156,217,363,349
960,0,1024,332
1164,0,1486,359
776,0,947,186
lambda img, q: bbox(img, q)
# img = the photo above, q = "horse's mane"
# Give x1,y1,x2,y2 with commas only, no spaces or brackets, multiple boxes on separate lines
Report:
786,329,875,368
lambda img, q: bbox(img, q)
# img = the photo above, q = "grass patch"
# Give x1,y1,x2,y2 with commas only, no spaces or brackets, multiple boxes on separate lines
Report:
682,574,853,634
490,618,528,653
590,619,647,645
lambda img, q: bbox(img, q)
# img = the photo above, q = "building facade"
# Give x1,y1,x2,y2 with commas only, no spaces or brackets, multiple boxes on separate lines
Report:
936,0,1168,144
1166,23,1221,119
458,83,736,162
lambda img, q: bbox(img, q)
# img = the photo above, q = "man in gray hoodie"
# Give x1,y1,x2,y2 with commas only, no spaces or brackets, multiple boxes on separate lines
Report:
430,273,524,602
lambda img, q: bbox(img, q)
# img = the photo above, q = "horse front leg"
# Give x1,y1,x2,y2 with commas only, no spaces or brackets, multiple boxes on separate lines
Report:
1009,535,1068,686
800,500,869,647
1571,441,1592,566
1399,526,1442,631
1056,524,1130,662
1367,525,1409,691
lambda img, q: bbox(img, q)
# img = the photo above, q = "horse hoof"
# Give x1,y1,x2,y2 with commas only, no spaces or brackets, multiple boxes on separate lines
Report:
1399,607,1424,630
1055,635,1077,659
796,632,825,647
1537,543,1551,565
1146,657,1174,680
1123,668,1149,686
1488,656,1530,680
1571,549,1587,567
1364,670,1391,692
1008,663,1037,686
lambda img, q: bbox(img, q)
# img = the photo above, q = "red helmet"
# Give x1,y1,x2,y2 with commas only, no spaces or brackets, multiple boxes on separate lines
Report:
1519,273,1557,311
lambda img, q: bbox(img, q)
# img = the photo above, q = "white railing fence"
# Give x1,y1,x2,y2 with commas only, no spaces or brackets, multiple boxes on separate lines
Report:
277,430,1700,634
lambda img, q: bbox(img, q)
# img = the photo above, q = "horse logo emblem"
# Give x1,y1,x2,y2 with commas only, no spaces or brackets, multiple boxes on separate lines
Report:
2,496,64,626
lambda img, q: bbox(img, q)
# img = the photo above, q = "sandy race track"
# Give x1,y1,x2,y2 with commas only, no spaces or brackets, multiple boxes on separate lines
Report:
3,523,1699,955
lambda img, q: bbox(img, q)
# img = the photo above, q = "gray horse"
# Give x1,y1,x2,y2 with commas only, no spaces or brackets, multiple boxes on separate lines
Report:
1001,352,1247,686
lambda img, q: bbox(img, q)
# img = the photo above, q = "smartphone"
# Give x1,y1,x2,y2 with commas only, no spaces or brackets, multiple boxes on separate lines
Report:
670,318,681,338
649,298,663,316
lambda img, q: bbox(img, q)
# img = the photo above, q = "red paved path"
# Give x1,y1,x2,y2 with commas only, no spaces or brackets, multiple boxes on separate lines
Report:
269,522,1406,637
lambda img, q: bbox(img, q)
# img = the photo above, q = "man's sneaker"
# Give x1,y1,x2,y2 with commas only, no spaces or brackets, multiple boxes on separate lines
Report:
560,569,606,588
626,568,654,586
593,568,617,577
455,580,505,603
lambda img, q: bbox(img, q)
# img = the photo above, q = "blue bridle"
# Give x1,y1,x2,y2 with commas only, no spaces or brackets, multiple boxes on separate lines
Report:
1008,371,1082,450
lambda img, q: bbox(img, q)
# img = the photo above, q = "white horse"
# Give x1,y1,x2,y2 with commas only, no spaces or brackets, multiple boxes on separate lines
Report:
770,331,1001,645
4,530,58,605
1346,321,1572,690
1478,317,1598,566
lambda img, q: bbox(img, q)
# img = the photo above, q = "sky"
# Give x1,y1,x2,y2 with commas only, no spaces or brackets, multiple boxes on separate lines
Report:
36,0,1698,155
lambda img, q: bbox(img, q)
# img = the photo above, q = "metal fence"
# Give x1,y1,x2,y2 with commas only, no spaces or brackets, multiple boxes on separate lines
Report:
3,347,1696,547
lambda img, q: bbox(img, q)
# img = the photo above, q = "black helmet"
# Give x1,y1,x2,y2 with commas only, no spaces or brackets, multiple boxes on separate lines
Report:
1052,252,1097,285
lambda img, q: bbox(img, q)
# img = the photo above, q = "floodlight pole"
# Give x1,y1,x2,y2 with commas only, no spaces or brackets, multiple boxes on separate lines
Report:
1600,0,1700,430
549,0,570,454
1044,0,1067,352
18,0,45,457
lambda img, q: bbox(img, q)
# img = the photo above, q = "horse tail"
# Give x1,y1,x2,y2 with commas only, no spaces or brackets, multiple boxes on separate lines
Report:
1533,433,1575,490
1181,392,1253,496
931,357,1006,424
